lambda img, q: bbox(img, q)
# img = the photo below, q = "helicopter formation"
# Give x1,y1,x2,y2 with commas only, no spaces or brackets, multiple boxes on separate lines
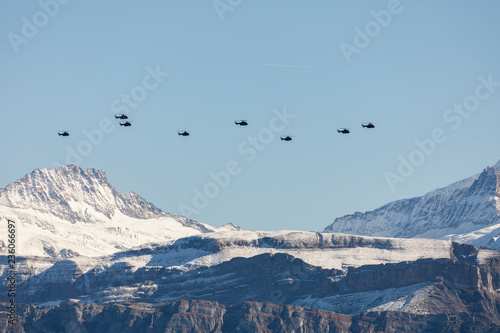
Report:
115,114,133,127
59,117,374,142
334,123,375,135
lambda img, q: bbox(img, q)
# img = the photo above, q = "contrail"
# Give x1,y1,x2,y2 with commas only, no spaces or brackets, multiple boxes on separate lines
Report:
264,63,327,69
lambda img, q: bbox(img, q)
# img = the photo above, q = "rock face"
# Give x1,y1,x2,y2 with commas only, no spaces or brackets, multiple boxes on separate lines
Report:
2,238,500,332
0,165,164,222
3,165,500,332
0,231,455,306
324,165,500,249
1,300,353,333
3,291,500,333
0,165,217,258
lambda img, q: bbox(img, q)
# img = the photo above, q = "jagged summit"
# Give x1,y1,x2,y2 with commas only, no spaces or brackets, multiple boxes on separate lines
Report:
324,161,500,249
0,165,218,258
467,167,500,201
493,159,500,171
219,223,243,231
0,165,165,223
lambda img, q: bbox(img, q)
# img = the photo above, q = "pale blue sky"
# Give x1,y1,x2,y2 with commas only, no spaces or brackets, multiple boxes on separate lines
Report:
1,1,500,231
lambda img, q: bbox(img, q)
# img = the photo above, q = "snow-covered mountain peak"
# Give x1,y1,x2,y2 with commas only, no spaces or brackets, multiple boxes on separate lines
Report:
0,165,223,258
219,223,243,231
324,163,500,249
492,159,500,171
0,165,164,223
470,167,500,196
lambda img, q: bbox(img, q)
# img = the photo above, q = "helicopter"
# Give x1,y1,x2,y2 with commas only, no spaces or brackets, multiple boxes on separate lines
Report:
337,128,350,134
362,122,375,129
115,114,129,120
235,120,248,126
58,131,70,137
280,136,293,141
120,121,132,127
178,131,190,136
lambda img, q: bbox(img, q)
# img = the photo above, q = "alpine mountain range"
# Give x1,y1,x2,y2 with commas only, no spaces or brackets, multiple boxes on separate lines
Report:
324,160,500,250
2,163,500,332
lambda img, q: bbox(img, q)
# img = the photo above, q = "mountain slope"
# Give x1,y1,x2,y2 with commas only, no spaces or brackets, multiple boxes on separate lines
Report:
324,164,500,249
2,164,500,331
2,230,500,333
0,231,454,305
5,298,500,333
0,165,162,222
0,165,218,258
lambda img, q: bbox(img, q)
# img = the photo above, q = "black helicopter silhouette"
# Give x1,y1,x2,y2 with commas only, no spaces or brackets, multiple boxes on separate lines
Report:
115,114,129,120
58,131,70,137
362,122,375,129
120,121,132,127
235,120,248,126
280,136,293,141
178,131,190,136
337,128,350,134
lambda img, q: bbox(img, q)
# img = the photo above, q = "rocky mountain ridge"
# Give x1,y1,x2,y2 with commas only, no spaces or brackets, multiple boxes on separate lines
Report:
2,241,500,332
324,163,500,249
0,232,488,309
3,164,500,332
0,165,164,222
0,165,219,258
4,298,499,333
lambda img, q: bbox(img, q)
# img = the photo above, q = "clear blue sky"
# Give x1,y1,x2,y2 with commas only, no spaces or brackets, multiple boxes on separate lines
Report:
1,1,500,231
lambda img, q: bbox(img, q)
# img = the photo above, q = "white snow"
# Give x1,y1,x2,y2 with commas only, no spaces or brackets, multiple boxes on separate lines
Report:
0,207,210,258
324,164,500,250
181,231,452,270
33,300,64,307
0,165,227,258
294,282,437,315
68,231,452,273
